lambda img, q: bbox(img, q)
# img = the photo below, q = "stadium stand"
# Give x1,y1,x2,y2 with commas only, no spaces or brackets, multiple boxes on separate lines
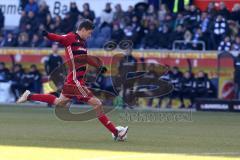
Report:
0,0,239,108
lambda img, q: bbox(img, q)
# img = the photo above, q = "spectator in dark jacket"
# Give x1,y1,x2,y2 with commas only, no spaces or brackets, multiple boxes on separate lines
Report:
27,64,42,93
25,11,39,36
194,71,210,98
142,24,159,49
0,62,11,82
11,64,26,100
230,4,240,24
69,2,80,28
3,32,17,47
37,1,50,25
81,3,95,21
44,43,63,75
184,5,200,30
61,13,74,33
17,32,30,47
111,24,125,43
181,71,195,108
218,2,229,19
30,34,41,48
0,8,4,30
167,66,183,108
158,25,171,49
170,25,184,49
19,11,28,32
232,36,240,51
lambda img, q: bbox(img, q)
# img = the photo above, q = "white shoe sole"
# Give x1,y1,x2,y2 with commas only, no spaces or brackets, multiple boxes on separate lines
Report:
16,90,31,104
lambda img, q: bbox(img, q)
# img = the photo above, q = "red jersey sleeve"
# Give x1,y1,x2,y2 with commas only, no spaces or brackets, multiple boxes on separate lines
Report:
46,33,73,46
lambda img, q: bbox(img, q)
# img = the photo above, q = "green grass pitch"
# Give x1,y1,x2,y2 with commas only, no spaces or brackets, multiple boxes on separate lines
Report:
0,104,240,160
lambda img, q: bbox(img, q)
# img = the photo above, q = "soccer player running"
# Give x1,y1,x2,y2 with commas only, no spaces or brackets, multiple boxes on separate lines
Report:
16,19,128,141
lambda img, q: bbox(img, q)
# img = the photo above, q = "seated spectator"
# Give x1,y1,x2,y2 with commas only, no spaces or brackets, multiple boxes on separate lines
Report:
26,64,42,93
170,25,185,49
111,24,125,43
81,3,95,21
181,30,193,50
30,34,41,48
192,28,207,50
141,24,159,49
218,36,231,51
158,25,170,49
11,64,26,101
53,15,63,33
0,62,11,82
17,32,30,47
181,71,195,108
3,32,17,47
167,66,183,108
205,74,217,98
232,36,240,51
194,71,210,98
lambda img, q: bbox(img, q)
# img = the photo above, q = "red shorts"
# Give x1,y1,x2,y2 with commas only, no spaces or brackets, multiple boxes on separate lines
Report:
61,81,93,103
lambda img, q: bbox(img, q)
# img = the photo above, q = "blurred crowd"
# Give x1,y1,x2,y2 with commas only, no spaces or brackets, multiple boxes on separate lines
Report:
0,62,42,101
0,44,217,107
0,0,240,51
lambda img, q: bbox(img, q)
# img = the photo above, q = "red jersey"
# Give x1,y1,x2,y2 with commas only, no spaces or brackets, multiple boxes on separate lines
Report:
46,32,101,99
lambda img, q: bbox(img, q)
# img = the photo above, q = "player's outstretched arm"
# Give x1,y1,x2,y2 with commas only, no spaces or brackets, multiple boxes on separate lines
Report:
42,30,70,46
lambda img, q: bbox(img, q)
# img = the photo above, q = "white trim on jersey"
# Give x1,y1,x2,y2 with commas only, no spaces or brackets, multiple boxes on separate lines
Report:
67,46,88,98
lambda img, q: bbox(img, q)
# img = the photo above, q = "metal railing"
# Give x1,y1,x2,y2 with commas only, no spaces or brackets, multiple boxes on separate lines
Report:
173,40,206,51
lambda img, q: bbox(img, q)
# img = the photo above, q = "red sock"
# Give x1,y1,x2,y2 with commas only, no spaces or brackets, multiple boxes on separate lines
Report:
98,114,118,135
28,94,56,105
